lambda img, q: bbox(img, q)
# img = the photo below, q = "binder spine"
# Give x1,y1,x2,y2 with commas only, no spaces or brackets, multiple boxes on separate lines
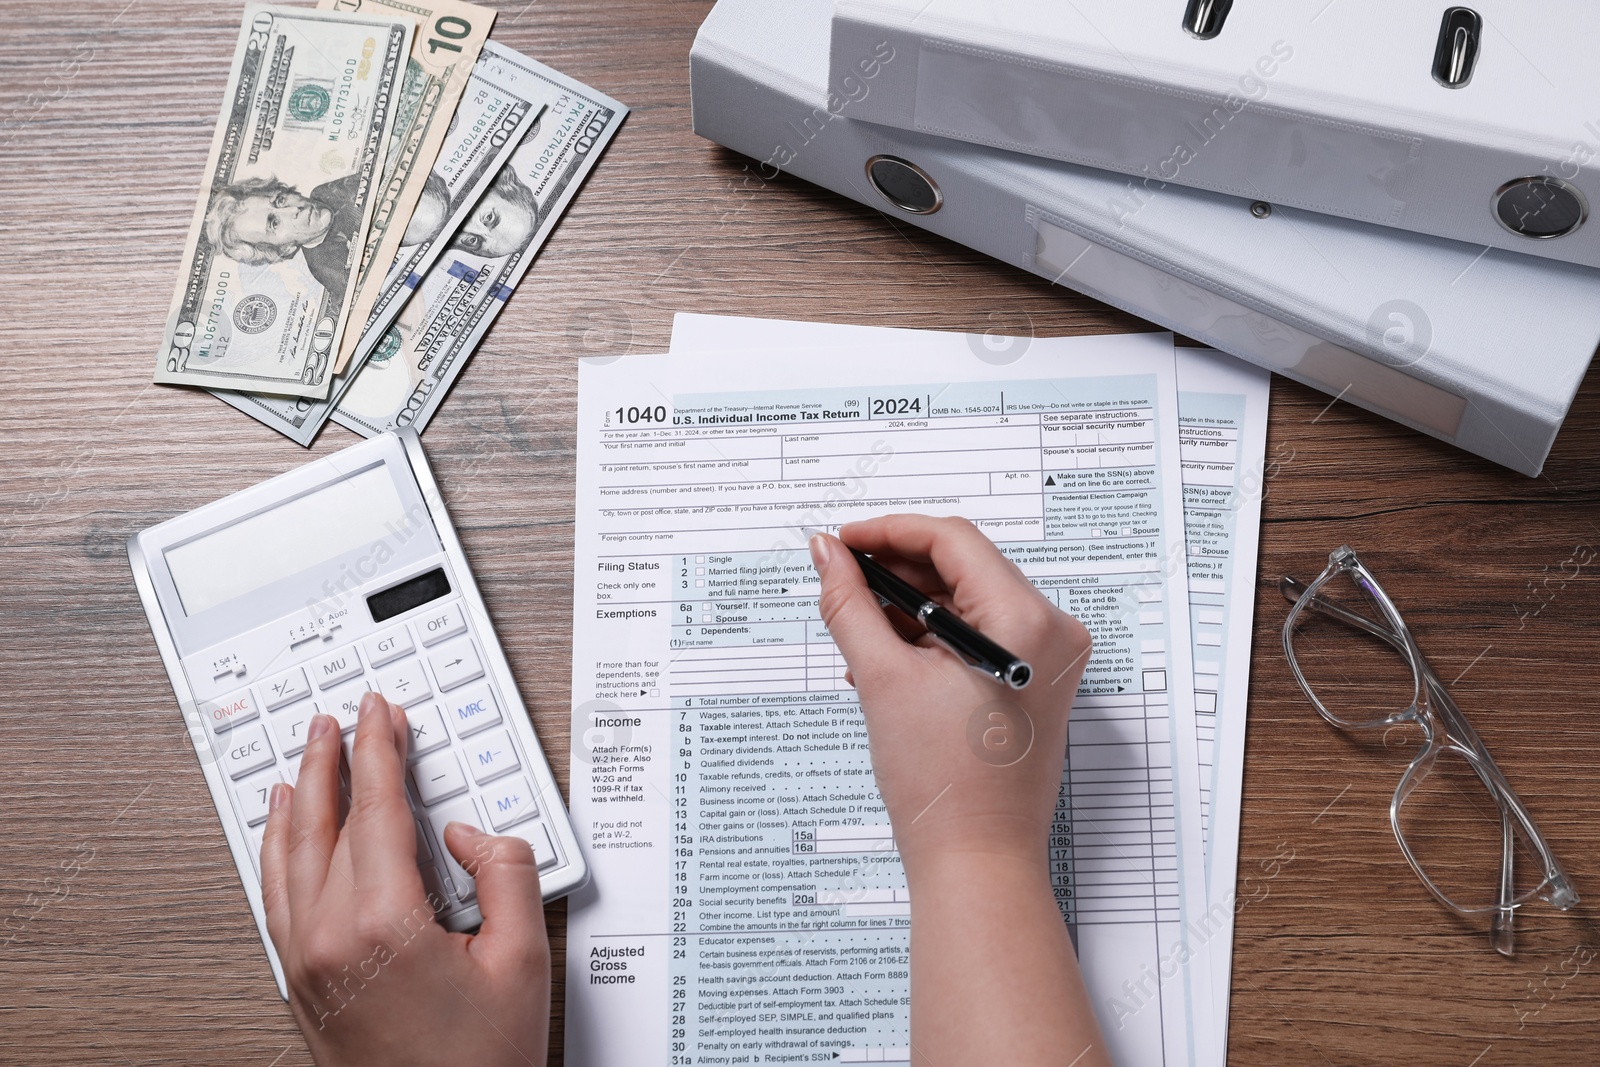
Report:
830,9,1600,269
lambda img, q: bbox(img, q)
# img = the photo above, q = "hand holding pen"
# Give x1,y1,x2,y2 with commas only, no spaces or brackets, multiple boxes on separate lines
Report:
805,514,1107,1067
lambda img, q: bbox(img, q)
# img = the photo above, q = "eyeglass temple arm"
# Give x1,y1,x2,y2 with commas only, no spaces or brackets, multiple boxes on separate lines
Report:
1280,575,1576,908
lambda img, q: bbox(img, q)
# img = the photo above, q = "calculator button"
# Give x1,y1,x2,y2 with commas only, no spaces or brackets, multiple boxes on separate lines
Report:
426,797,483,900
376,658,433,708
404,704,450,757
261,668,310,711
199,690,259,737
235,767,281,827
323,679,371,731
363,625,415,669
428,638,485,692
443,683,501,738
482,774,539,831
414,820,432,862
412,751,468,806
224,723,275,780
463,728,520,785
249,825,265,867
270,703,316,756
419,862,449,912
506,818,560,871
417,603,467,646
311,646,363,689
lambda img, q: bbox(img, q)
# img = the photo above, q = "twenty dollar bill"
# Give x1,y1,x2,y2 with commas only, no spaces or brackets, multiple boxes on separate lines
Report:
153,5,412,398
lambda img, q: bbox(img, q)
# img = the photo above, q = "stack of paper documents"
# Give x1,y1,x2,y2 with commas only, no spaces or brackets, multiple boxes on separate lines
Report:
562,316,1268,1067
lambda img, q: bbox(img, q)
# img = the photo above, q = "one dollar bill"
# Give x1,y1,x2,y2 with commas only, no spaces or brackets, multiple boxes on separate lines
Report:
332,50,628,437
152,5,412,399
214,43,543,444
322,0,495,375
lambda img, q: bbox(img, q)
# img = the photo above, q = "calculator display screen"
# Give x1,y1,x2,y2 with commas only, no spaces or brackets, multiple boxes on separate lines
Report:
367,568,451,622
164,463,411,617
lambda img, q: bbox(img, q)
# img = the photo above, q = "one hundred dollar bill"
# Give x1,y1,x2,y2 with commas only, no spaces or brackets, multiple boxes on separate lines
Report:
332,52,628,437
322,0,495,375
214,45,544,444
152,5,413,398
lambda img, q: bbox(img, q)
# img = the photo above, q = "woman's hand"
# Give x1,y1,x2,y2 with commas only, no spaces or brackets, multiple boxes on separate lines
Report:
810,515,1109,1067
261,693,550,1067
809,514,1091,877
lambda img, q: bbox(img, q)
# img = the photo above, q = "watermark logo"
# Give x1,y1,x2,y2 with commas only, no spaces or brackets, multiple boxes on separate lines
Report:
572,698,636,766
566,301,634,362
966,321,1033,366
1365,299,1433,369
965,700,1034,767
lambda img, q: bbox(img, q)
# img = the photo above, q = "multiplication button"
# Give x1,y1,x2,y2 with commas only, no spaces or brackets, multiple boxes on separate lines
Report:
404,704,450,757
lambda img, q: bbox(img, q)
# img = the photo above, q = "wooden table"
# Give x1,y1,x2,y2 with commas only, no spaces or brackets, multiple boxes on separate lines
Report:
3,1,1599,1062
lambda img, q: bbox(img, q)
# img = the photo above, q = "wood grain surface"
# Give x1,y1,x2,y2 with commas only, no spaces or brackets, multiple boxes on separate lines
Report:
3,1,1599,1063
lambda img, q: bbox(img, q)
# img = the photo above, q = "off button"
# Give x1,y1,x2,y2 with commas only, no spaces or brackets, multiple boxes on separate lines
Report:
418,603,467,646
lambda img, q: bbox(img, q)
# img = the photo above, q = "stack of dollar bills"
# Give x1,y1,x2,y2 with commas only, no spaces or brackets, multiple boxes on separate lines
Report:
152,1,627,445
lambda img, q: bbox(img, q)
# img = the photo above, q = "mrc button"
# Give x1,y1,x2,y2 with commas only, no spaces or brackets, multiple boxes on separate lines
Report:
445,682,502,738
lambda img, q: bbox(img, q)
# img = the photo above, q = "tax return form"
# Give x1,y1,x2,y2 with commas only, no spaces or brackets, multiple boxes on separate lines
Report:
669,315,1270,1065
563,333,1222,1066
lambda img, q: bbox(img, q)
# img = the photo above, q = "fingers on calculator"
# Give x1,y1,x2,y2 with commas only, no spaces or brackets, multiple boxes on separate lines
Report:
347,695,426,893
441,822,546,962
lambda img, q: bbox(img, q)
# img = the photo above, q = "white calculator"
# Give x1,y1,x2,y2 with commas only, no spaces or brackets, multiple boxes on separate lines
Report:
128,430,587,998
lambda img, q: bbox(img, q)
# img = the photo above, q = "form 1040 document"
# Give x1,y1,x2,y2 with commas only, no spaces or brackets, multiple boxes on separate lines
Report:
564,335,1218,1066
664,315,1270,1063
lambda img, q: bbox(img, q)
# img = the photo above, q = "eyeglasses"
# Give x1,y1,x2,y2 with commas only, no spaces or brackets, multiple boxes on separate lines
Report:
1280,546,1577,955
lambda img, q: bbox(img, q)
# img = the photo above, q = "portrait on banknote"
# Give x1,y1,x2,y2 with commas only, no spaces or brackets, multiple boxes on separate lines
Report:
203,174,365,296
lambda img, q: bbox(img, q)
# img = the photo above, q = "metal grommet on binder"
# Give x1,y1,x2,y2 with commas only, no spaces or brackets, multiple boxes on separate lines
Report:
1250,201,1272,219
865,155,943,214
1493,177,1588,240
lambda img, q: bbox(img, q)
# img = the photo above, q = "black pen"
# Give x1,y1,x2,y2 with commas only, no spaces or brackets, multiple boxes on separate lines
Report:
809,531,1031,689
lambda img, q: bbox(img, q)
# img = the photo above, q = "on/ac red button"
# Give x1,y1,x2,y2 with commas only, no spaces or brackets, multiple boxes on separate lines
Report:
199,690,260,737
418,604,467,646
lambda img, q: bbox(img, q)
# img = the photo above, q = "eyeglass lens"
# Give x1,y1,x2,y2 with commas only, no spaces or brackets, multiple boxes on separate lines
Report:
1287,569,1417,728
